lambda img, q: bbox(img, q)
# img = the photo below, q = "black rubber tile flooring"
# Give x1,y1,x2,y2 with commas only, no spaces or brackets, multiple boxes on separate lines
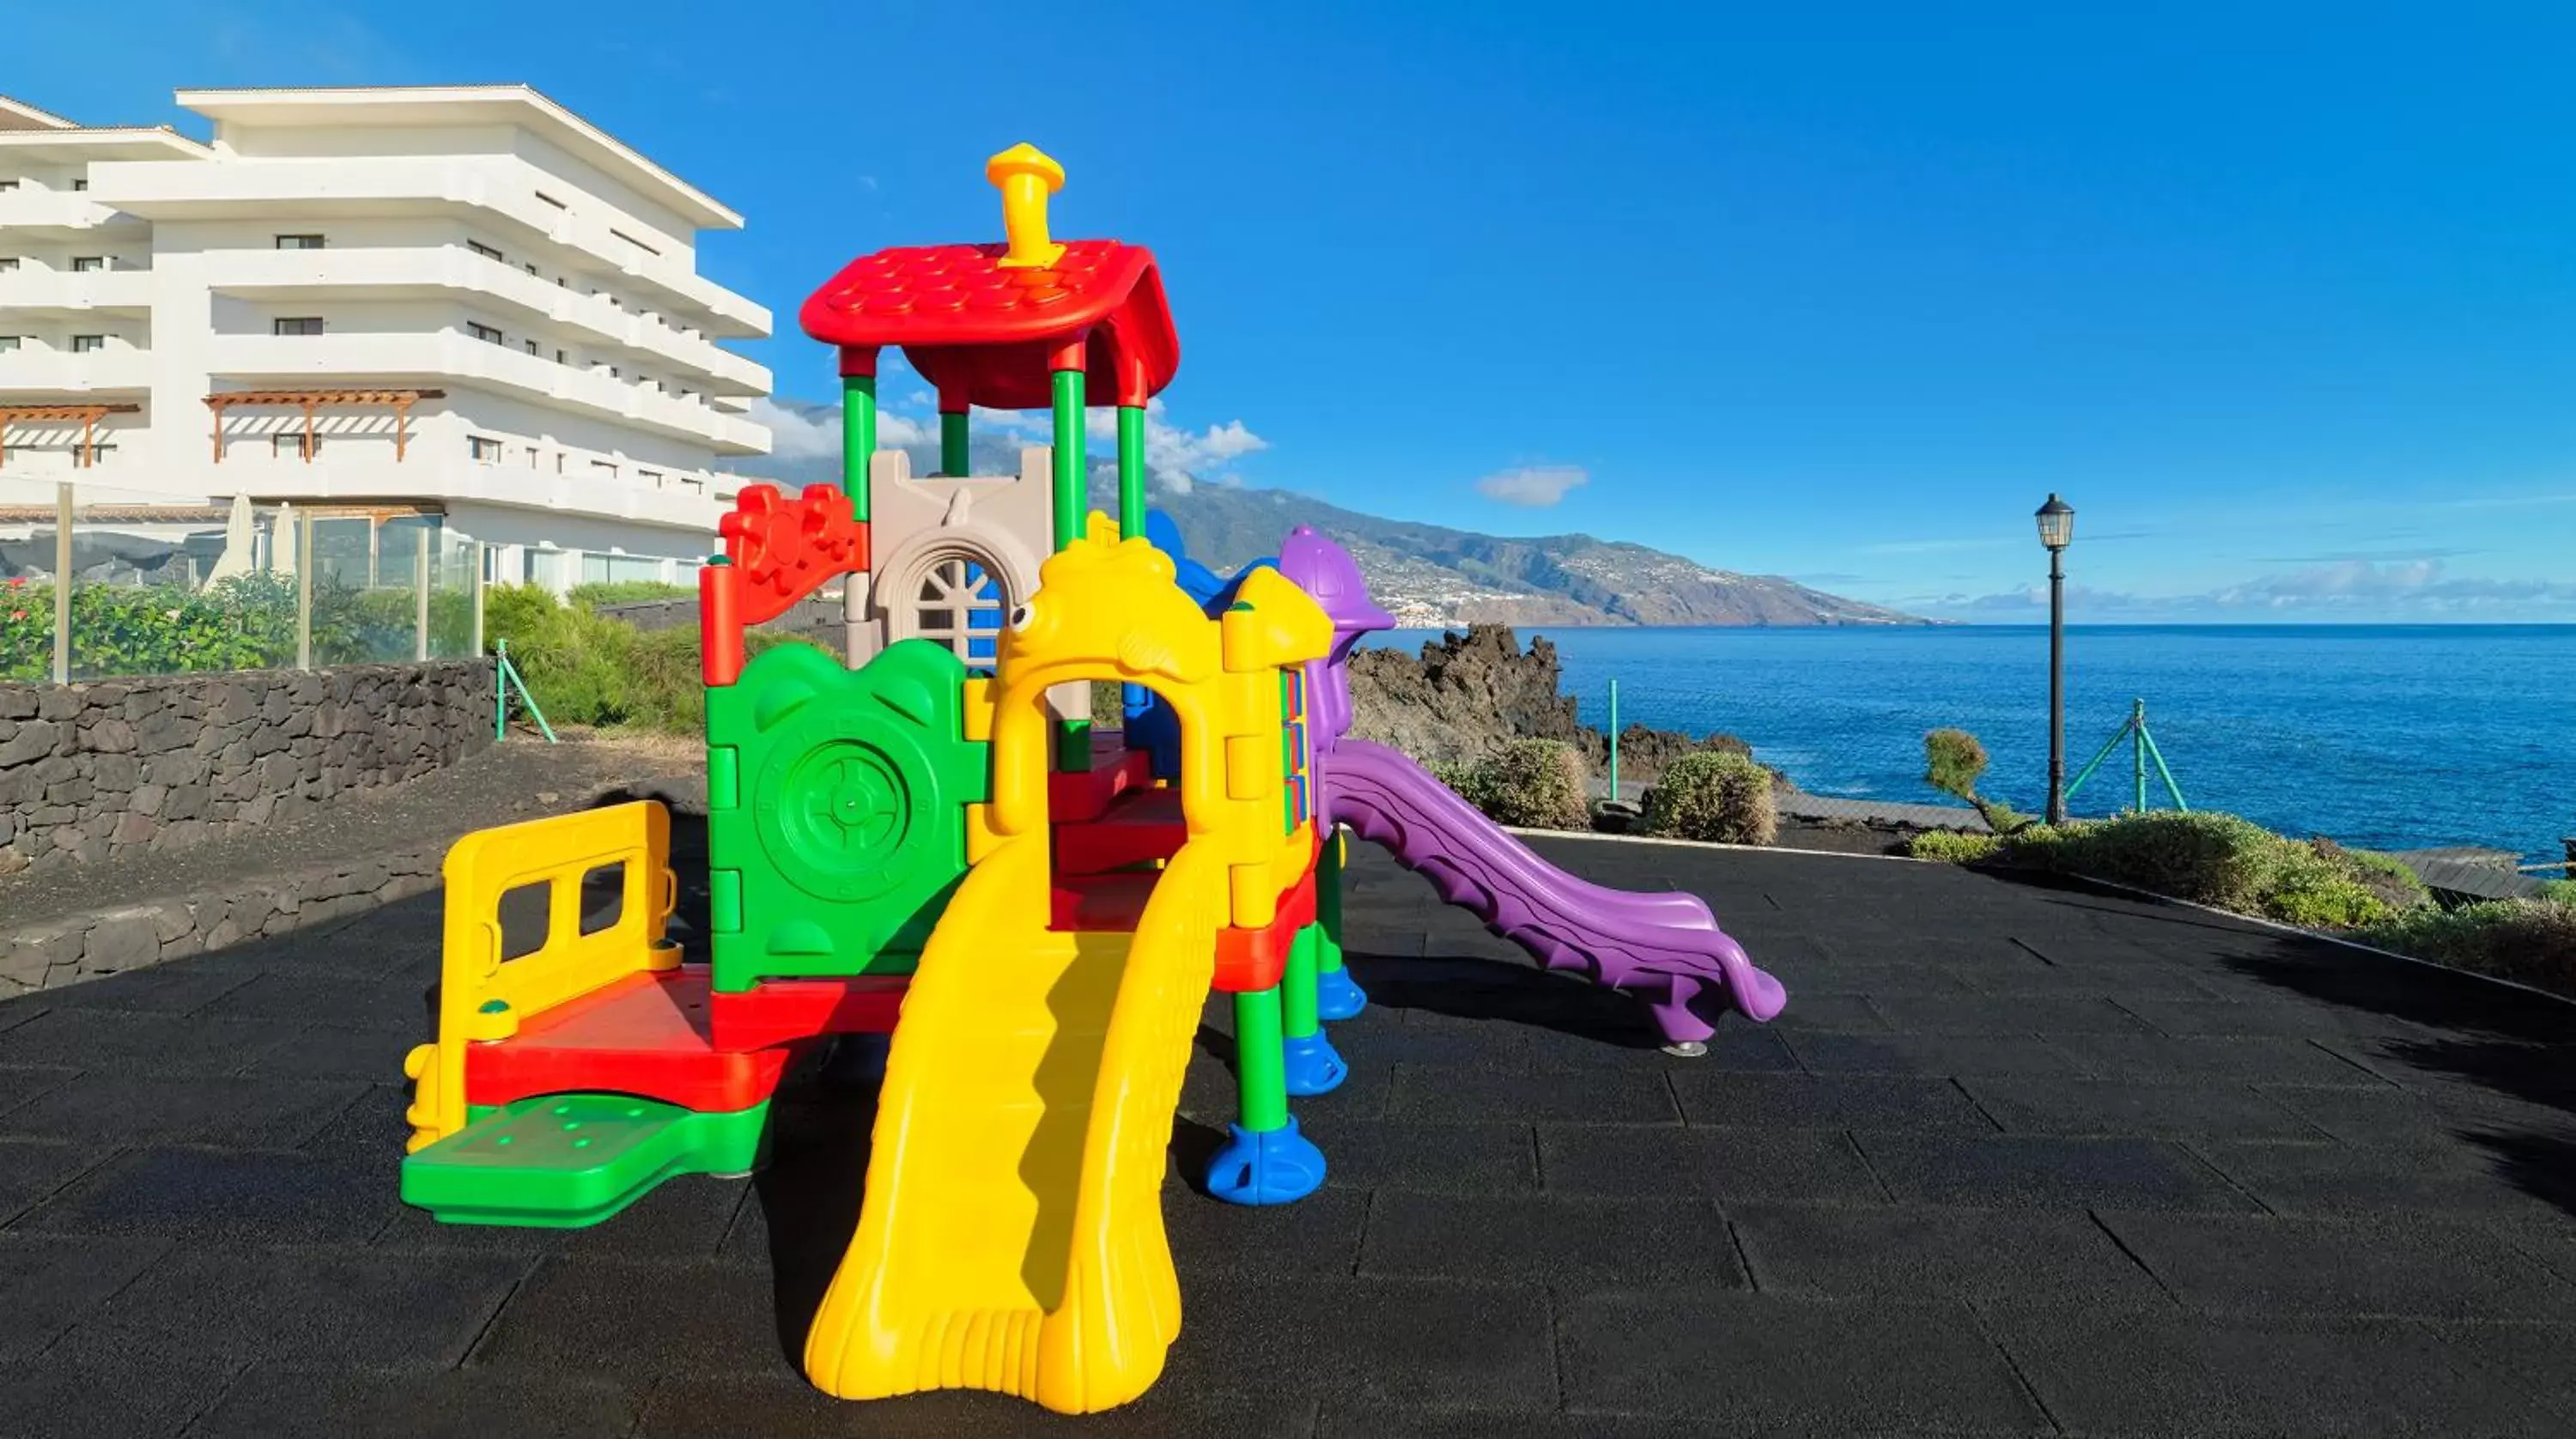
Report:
3,826,2574,1436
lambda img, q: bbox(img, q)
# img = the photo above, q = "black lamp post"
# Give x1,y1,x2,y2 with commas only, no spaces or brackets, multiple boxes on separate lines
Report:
2036,494,2075,824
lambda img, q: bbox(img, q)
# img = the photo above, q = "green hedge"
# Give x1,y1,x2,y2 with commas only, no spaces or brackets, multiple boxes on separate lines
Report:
567,580,696,609
485,582,827,734
1905,810,2436,930
2355,898,2576,999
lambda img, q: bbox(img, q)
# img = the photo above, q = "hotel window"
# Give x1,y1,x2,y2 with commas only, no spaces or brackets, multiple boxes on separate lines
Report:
274,234,325,250
555,349,566,364
637,469,663,489
0,337,20,352
525,263,538,276
0,179,16,191
273,317,325,337
70,256,104,273
71,334,106,353
273,433,322,460
70,178,87,191
609,228,659,257
535,191,567,209
524,339,538,356
469,435,505,463
0,258,17,271
467,240,505,263
526,447,542,470
591,459,617,477
467,322,505,345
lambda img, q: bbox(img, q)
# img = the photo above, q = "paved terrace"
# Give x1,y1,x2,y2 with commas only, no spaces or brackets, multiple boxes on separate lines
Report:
2,825,2574,1436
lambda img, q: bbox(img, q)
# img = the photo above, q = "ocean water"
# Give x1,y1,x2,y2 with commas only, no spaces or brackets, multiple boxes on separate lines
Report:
1364,624,2576,865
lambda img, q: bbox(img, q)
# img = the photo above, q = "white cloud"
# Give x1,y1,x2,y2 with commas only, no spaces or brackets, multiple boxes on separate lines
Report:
1475,464,1589,507
750,396,939,461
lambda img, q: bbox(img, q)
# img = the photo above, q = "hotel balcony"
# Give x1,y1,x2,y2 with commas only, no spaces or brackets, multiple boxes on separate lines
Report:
0,188,146,238
207,449,730,531
0,268,153,317
204,246,768,397
88,156,769,338
0,348,152,397
205,331,768,452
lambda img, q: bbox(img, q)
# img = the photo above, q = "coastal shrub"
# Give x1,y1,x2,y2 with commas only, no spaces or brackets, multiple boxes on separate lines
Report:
1644,750,1777,846
1908,829,2002,864
2306,837,2431,913
2262,844,2399,929
1922,727,2032,834
1923,728,1989,801
2539,878,2576,907
2356,897,2576,999
1467,739,1589,830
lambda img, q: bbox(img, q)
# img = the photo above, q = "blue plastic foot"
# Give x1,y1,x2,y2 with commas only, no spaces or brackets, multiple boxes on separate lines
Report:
1315,966,1369,1021
1203,1117,1326,1206
1281,1031,1348,1096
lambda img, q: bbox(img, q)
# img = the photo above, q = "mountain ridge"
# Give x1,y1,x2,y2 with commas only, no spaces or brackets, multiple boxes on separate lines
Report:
738,402,1929,628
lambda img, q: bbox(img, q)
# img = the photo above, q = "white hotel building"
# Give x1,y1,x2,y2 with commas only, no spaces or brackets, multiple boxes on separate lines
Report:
0,86,771,591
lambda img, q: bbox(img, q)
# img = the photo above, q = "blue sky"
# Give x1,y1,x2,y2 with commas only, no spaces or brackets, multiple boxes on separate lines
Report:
17,0,2576,622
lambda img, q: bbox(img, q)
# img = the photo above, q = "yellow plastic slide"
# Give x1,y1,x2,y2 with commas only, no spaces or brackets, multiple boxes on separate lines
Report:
801,829,1221,1414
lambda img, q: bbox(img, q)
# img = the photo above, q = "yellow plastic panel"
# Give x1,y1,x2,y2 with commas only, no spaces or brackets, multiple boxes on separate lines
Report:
403,801,677,1151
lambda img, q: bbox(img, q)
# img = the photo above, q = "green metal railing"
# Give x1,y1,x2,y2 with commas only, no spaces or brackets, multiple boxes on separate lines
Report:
2064,696,2184,814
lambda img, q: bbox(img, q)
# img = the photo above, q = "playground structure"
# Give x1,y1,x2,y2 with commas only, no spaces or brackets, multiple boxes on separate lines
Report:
396,145,1785,1416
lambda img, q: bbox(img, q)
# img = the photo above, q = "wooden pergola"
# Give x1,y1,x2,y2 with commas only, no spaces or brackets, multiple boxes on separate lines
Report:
204,388,447,464
0,403,142,471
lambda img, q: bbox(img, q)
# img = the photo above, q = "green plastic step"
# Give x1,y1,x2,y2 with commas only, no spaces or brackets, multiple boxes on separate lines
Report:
400,1093,770,1229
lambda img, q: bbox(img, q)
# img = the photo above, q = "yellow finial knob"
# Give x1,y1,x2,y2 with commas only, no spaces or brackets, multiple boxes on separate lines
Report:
987,143,1068,270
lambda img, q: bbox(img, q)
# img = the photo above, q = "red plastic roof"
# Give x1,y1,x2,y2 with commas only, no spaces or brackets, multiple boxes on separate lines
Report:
799,238,1180,411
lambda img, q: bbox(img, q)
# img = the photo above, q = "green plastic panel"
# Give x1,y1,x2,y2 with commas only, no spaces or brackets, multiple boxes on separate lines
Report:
706,638,988,991
400,1094,770,1229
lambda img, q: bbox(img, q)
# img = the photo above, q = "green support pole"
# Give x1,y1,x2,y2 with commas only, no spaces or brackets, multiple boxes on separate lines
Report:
1116,404,1146,542
2132,698,2148,814
1051,367,1090,771
1232,987,1290,1132
939,410,970,477
1282,926,1321,1041
841,373,876,519
1316,831,1348,979
2140,717,2188,811
1050,368,1086,549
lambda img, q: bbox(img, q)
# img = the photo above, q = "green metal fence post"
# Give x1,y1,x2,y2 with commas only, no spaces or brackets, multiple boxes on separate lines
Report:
1607,677,1620,802
2132,698,2148,814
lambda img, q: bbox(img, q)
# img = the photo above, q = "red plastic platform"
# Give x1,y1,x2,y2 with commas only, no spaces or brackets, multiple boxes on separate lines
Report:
462,968,796,1114
1054,786,1185,875
708,976,911,1053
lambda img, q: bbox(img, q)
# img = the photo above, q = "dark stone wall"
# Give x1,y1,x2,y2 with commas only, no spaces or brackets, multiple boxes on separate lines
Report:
0,660,494,876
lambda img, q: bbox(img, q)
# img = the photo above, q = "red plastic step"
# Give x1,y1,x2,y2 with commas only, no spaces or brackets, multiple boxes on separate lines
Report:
1049,745,1155,824
1054,786,1186,876
1046,835,1321,994
708,976,910,1053
463,968,793,1114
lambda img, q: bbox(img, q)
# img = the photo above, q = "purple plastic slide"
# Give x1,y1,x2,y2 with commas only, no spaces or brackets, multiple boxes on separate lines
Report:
1321,738,1789,1043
